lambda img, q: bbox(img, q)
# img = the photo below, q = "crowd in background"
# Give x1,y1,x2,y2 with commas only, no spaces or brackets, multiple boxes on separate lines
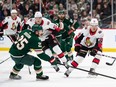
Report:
0,0,116,28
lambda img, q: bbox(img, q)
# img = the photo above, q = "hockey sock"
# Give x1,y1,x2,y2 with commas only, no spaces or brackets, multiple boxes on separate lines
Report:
58,53,67,63
67,52,73,60
12,63,24,74
33,58,43,76
45,48,53,57
90,51,102,69
49,56,57,65
90,58,100,69
53,45,67,62
71,61,79,68
73,56,84,66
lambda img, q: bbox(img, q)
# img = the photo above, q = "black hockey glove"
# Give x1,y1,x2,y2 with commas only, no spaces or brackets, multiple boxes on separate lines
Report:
74,44,82,53
90,49,98,56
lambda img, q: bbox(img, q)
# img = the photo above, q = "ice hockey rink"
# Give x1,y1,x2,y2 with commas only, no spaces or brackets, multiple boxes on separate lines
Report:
0,51,116,87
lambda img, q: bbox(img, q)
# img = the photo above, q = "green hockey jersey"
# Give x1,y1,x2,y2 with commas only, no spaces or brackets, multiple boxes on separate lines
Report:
9,29,42,56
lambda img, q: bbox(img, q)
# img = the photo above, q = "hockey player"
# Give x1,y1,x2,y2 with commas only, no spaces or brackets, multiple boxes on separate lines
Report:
9,24,57,80
56,11,79,61
25,11,68,69
0,9,21,42
64,18,104,77
20,15,29,31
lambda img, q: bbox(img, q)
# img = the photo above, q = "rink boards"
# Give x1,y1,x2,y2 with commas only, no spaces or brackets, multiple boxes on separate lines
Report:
0,29,116,52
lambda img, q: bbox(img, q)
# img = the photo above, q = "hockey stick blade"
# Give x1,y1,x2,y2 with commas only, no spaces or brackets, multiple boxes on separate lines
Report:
59,63,116,80
106,62,113,65
106,60,115,66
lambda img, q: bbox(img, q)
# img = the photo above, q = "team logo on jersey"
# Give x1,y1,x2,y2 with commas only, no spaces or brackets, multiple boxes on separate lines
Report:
11,22,16,30
85,37,93,47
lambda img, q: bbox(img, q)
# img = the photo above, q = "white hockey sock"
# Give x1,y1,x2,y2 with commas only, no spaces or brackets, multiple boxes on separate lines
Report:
53,45,62,54
74,56,84,64
53,45,67,62
45,48,53,57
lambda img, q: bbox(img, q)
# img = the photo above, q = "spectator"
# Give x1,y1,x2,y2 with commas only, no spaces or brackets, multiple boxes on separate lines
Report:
23,4,30,16
17,9,23,20
93,0,103,9
59,3,65,11
12,3,17,9
68,0,77,11
80,10,88,21
53,4,59,14
5,0,12,10
91,10,100,21
95,4,103,15
0,0,115,28
27,9,33,18
2,4,10,17
0,1,4,21
30,0,45,14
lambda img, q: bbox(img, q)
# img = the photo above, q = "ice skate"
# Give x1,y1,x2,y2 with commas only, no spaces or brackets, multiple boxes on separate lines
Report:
52,65,60,72
64,69,71,77
9,72,21,80
36,75,49,80
88,68,98,77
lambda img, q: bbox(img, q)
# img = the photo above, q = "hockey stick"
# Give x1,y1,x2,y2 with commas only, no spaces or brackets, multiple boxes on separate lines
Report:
0,57,10,64
81,50,116,60
28,66,31,75
97,53,116,66
106,60,115,66
97,53,116,60
59,63,116,80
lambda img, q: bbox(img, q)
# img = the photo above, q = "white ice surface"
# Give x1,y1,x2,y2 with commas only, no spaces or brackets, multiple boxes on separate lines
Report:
0,51,116,87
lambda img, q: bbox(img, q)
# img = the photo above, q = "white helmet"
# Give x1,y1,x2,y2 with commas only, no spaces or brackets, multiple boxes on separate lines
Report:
90,18,98,26
11,9,17,14
34,11,42,18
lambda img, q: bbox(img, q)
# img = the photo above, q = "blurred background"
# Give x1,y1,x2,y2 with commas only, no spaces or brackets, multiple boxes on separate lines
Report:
0,0,116,28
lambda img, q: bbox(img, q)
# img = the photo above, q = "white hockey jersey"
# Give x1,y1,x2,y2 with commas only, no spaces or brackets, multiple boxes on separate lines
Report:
79,26,104,48
2,16,21,35
26,17,57,41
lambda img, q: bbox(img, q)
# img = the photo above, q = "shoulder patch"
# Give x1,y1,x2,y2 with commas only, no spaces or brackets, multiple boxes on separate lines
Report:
30,18,32,21
98,31,102,34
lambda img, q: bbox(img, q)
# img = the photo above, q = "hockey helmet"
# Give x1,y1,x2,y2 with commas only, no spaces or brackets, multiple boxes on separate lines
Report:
90,18,98,26
34,11,42,18
11,9,17,14
32,24,43,32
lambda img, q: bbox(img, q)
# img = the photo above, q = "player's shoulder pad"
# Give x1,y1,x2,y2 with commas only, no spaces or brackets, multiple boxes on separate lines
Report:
42,17,51,25
98,27,103,34
17,16,21,20
5,16,10,20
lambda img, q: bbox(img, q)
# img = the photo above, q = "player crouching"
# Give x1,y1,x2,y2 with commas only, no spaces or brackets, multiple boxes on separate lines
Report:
9,24,50,80
64,18,104,77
